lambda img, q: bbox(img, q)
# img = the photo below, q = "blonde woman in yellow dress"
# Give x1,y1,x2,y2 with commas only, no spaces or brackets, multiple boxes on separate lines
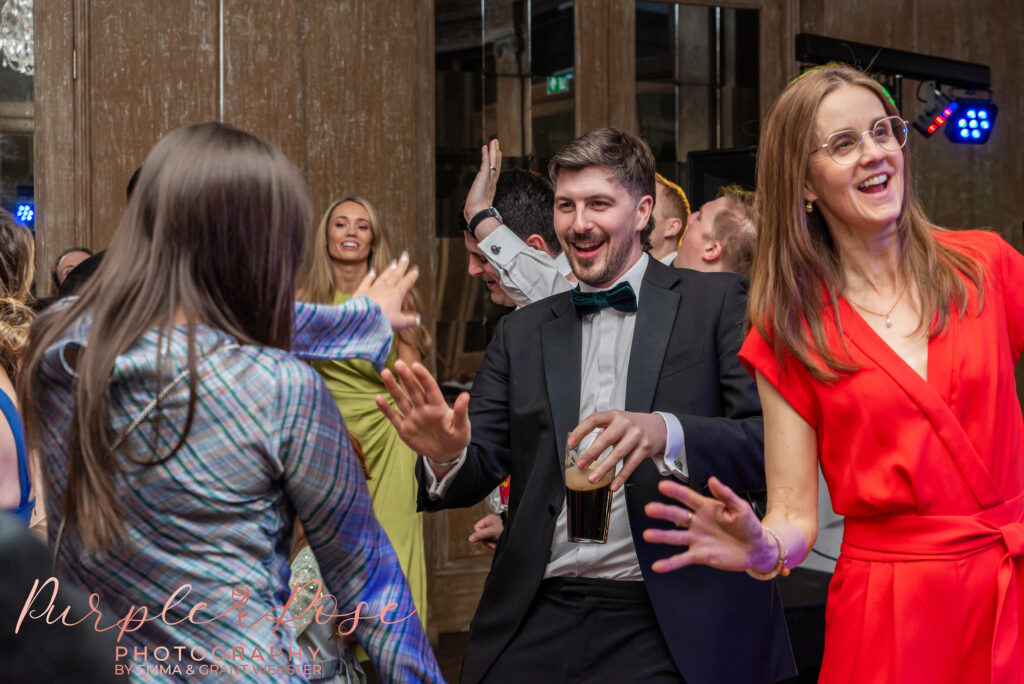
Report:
298,196,429,629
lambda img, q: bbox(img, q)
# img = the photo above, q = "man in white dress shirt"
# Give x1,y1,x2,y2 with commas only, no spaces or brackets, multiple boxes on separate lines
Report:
379,129,793,684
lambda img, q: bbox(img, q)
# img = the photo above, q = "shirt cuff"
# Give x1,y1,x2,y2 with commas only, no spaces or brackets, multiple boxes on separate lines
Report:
423,448,468,498
554,251,574,279
651,412,688,481
477,225,530,267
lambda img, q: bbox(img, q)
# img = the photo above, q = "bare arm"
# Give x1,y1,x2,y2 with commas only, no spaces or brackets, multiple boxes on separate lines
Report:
643,371,819,575
396,339,421,368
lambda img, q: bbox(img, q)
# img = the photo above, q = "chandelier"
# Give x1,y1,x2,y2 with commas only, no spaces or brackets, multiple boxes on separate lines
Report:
0,0,33,76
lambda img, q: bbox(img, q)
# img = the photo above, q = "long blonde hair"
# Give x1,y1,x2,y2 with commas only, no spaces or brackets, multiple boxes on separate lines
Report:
0,210,36,381
749,64,984,381
297,196,430,358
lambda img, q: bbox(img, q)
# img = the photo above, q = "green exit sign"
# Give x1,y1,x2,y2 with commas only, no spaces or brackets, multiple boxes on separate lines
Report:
546,74,571,95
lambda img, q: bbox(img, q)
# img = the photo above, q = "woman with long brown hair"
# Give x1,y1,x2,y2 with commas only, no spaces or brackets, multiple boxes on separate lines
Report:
644,64,1024,683
297,197,430,628
18,122,442,682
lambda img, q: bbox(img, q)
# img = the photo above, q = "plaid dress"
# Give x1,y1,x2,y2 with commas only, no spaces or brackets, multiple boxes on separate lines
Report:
33,300,443,683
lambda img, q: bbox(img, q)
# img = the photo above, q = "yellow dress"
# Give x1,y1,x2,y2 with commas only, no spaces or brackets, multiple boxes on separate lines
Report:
311,291,427,629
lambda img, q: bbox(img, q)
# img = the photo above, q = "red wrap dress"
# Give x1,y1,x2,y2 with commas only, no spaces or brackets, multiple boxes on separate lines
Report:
739,230,1024,684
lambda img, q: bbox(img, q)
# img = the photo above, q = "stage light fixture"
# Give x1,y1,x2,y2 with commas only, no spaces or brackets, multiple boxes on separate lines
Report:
944,97,997,145
15,202,33,225
913,82,956,138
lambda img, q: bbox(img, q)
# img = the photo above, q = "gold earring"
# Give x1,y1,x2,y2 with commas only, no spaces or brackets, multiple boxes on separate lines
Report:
805,200,814,214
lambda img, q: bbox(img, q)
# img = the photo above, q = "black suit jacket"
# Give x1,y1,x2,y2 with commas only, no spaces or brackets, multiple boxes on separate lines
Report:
418,259,795,684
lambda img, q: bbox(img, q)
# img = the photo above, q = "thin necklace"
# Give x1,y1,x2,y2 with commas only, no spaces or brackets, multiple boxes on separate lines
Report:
845,280,907,328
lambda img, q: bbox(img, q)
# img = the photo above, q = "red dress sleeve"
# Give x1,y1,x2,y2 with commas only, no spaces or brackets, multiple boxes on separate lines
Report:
738,328,821,429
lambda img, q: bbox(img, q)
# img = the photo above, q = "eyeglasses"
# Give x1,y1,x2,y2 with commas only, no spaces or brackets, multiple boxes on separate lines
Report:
812,116,910,165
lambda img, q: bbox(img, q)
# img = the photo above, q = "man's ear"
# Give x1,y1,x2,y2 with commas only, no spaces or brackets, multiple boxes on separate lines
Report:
702,241,722,263
663,217,684,240
634,195,654,232
525,233,547,252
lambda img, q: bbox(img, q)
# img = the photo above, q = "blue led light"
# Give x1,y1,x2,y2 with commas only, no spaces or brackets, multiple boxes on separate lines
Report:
945,99,996,144
15,203,33,223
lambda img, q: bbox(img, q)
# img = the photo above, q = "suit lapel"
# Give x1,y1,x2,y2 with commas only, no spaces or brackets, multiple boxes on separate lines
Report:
625,262,681,413
541,298,582,481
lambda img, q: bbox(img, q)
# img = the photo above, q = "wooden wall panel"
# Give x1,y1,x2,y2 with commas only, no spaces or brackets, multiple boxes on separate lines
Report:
299,0,436,349
574,0,638,134
222,0,304,169
87,1,219,248
34,0,77,295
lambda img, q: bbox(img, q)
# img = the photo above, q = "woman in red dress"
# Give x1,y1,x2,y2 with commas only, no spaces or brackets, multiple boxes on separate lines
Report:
643,63,1024,683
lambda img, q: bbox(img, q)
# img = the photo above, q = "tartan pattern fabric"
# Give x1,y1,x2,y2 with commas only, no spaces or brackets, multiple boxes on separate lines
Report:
292,298,393,368
34,309,441,683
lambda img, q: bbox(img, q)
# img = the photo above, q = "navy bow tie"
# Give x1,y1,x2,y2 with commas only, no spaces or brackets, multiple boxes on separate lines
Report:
570,282,638,317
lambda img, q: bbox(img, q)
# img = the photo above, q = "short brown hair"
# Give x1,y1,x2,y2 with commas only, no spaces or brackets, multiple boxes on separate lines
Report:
548,128,657,248
709,186,756,277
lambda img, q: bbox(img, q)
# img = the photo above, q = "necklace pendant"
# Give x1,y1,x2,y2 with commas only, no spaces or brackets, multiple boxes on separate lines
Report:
885,317,893,328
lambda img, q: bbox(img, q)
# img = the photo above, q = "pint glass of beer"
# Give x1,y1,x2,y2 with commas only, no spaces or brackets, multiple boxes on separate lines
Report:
565,432,614,543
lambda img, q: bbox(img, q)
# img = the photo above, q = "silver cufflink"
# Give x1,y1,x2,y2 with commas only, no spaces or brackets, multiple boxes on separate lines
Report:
490,245,501,255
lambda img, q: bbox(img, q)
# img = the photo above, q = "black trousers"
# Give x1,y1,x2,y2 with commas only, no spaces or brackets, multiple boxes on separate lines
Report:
480,577,684,684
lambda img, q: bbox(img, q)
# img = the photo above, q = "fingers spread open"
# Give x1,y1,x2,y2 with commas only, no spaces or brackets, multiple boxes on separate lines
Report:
392,360,427,406
412,362,445,406
375,394,404,428
650,552,694,574
644,500,695,527
657,478,700,508
707,476,746,509
642,527,691,547
380,368,413,415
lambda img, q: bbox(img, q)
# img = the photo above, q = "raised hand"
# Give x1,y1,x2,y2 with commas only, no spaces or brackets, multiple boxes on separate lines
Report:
354,252,421,330
642,477,766,574
463,139,503,227
376,360,471,464
569,410,668,492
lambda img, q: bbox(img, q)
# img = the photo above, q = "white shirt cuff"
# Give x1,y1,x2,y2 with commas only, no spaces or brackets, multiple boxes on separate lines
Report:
554,251,574,278
477,225,529,267
423,448,468,498
651,412,688,481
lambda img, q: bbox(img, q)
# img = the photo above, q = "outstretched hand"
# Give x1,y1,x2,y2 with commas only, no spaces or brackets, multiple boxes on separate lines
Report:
376,360,471,464
463,139,503,224
642,477,764,574
354,252,421,330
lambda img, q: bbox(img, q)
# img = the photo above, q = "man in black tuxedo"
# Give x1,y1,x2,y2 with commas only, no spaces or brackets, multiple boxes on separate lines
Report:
378,129,794,684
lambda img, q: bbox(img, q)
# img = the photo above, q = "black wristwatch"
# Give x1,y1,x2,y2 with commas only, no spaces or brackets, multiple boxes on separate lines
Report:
467,207,502,239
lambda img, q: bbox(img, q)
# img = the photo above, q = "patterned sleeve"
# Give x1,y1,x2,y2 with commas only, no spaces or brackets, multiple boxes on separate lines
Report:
738,327,821,429
291,299,393,369
273,358,443,683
